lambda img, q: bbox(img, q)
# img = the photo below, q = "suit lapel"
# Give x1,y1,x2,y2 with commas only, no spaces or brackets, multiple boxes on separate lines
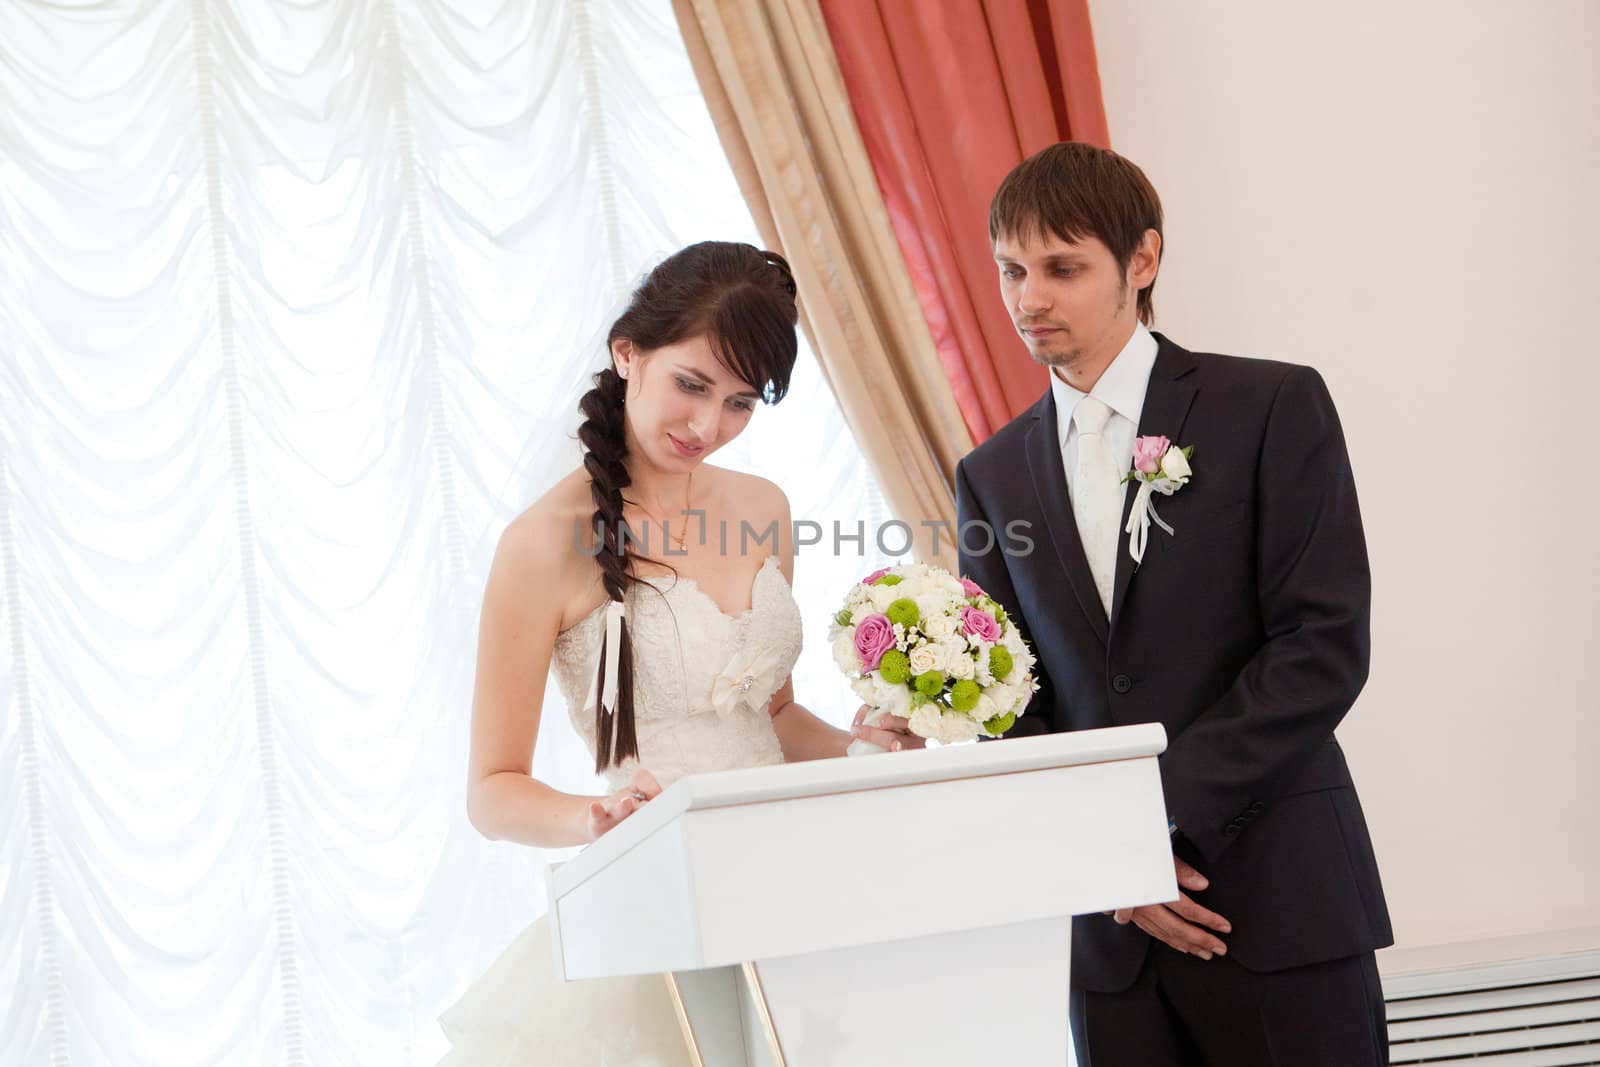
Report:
1025,389,1110,646
1109,337,1199,631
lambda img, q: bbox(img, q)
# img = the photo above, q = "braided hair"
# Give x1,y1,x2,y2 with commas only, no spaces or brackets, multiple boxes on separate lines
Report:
575,242,799,771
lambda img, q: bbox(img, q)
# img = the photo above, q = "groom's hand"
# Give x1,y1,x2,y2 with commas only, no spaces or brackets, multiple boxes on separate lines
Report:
850,704,927,752
1112,856,1232,960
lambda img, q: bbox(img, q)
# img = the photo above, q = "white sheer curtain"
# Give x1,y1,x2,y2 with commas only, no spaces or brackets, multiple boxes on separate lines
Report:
0,2,892,1063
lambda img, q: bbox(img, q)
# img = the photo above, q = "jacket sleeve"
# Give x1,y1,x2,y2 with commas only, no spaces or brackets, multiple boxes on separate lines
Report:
956,456,1055,738
1160,365,1372,862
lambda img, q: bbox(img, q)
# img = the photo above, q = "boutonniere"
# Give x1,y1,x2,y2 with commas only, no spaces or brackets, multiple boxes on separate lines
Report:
1121,435,1194,563
709,644,786,720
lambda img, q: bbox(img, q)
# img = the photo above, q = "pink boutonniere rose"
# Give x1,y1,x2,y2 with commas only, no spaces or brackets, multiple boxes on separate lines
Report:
1122,435,1195,564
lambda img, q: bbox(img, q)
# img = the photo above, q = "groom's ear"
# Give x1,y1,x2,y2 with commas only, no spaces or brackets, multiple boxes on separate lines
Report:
1128,229,1162,291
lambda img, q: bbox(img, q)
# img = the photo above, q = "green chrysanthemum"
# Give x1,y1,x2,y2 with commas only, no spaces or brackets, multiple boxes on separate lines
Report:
873,573,903,586
835,609,853,626
949,679,981,713
886,598,920,629
984,711,1017,735
878,649,910,685
914,670,945,698
988,646,1014,682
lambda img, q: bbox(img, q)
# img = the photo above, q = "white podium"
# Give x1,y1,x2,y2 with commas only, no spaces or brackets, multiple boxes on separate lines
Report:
546,723,1177,1066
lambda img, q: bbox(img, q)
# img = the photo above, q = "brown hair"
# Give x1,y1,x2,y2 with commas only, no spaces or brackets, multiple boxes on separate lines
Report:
988,141,1164,325
575,241,798,770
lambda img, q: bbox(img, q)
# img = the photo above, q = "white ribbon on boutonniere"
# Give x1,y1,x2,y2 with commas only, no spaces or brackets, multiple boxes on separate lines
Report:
1122,435,1194,564
709,644,786,720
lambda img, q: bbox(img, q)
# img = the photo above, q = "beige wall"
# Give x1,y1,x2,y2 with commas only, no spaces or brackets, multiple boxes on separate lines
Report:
1085,0,1600,951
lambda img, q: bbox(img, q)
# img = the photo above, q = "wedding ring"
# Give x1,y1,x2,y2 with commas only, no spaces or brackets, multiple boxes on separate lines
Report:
629,789,648,802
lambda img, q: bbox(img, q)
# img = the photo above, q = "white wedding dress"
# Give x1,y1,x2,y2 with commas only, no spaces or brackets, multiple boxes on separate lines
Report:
439,553,803,1065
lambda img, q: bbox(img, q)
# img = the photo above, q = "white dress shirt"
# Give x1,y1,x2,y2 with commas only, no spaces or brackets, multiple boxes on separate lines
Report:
1050,321,1160,507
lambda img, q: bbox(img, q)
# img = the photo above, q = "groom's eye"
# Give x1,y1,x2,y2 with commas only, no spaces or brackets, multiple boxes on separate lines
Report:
1001,268,1022,279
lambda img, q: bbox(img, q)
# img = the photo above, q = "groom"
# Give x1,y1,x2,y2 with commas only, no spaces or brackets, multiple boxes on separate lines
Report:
954,142,1390,1064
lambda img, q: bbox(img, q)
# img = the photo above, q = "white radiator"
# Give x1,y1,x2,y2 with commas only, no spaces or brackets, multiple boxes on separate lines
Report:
1385,948,1600,1064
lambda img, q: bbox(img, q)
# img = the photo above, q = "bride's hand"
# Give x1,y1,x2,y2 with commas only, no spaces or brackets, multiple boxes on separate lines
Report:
585,768,663,841
850,704,927,752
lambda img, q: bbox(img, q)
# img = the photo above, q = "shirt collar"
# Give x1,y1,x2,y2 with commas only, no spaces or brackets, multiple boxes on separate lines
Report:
1050,321,1160,448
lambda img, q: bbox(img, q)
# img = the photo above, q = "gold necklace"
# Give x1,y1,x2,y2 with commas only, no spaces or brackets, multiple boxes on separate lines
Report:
631,472,693,551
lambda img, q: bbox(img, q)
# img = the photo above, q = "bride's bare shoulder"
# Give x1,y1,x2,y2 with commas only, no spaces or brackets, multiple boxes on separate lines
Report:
707,465,791,522
492,469,604,615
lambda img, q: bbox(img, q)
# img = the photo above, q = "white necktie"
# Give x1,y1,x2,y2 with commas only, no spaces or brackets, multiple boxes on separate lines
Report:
1072,396,1121,617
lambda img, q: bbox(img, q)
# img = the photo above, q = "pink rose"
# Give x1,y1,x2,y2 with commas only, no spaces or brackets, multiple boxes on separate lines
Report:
862,567,891,585
960,605,1002,642
959,577,985,598
854,613,896,670
1132,435,1171,475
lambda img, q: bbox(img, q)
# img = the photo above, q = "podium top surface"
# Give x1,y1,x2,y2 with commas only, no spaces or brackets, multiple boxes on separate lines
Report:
551,722,1167,897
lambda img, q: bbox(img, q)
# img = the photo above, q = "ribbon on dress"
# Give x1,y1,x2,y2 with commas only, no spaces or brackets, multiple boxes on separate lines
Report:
1124,480,1176,564
583,599,627,717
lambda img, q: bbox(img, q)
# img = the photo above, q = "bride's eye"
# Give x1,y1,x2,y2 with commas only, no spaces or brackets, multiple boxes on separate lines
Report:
675,376,706,394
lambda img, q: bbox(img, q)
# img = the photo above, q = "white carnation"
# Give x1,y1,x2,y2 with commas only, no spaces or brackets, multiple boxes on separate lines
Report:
938,634,969,663
936,711,982,744
832,632,860,675
974,644,997,686
907,704,945,742
872,679,913,716
869,585,898,612
987,684,1020,715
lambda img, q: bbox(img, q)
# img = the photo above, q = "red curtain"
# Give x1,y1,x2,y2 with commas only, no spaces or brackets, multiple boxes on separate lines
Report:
818,0,1110,443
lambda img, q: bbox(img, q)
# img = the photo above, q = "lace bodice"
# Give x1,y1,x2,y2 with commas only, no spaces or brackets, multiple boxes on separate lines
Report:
551,554,802,792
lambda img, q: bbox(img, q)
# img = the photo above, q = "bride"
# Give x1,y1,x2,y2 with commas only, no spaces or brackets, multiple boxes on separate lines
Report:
439,241,920,1065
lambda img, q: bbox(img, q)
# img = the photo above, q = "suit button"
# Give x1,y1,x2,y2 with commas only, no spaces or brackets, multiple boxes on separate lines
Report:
1111,674,1133,694
1223,823,1240,837
1249,802,1265,814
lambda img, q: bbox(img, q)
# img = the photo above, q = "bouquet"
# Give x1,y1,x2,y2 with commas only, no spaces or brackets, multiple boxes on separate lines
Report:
828,562,1038,753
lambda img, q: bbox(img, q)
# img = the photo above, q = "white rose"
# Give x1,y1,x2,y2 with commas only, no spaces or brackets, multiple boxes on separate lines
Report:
1160,446,1192,481
907,643,945,675
832,632,861,675
921,612,955,639
947,651,976,680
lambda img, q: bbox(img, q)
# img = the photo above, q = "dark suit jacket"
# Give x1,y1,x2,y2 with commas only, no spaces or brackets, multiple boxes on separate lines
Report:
956,333,1393,993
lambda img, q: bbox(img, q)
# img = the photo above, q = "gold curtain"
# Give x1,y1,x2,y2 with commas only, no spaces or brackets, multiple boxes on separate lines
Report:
674,0,974,570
